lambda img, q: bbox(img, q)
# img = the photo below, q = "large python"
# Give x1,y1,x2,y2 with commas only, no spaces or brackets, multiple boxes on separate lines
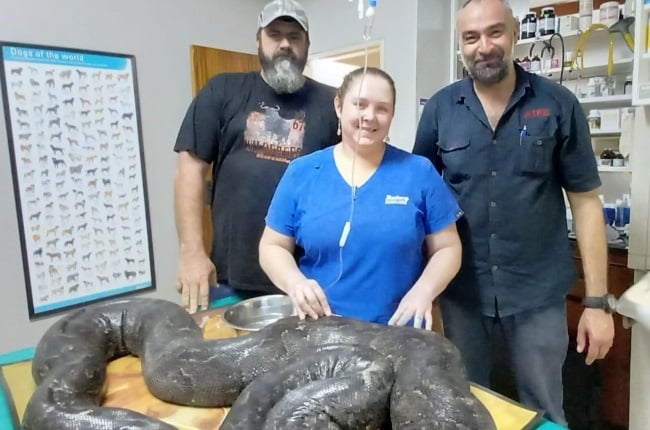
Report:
22,298,496,429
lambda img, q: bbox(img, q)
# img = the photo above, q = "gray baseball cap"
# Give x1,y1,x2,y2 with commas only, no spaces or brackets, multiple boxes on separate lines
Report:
258,0,309,33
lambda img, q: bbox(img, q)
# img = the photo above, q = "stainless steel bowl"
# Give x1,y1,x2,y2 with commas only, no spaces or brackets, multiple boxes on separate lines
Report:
223,294,295,331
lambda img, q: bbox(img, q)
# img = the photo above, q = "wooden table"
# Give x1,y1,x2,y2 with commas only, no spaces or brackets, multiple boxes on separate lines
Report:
102,308,238,429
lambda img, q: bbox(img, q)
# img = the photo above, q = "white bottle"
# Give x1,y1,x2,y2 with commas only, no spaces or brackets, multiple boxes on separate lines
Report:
615,198,629,228
579,0,593,30
622,194,632,226
624,0,635,18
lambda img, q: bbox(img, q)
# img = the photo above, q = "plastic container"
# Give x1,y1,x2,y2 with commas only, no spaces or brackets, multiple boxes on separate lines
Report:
615,196,630,228
563,51,574,68
612,150,625,167
599,1,620,26
622,194,631,225
589,110,601,130
624,75,633,95
539,7,556,35
579,0,593,30
530,55,541,72
599,146,613,166
587,77,602,97
604,204,616,225
521,12,537,39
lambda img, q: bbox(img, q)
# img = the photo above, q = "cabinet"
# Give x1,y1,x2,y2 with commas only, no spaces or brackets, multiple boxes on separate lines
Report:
568,243,633,428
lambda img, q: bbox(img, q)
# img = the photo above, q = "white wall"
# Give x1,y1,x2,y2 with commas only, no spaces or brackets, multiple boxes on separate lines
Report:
0,0,266,354
416,0,451,112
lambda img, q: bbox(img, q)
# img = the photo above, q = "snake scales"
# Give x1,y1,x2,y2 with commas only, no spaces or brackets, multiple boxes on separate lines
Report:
22,298,496,429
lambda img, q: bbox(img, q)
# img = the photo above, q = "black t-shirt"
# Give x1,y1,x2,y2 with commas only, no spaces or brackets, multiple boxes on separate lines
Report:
174,72,338,292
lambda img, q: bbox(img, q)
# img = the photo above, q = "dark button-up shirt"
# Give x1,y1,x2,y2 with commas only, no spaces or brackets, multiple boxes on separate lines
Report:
414,65,601,317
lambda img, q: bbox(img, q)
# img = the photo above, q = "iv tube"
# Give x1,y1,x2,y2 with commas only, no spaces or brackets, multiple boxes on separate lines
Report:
363,0,377,40
328,0,378,287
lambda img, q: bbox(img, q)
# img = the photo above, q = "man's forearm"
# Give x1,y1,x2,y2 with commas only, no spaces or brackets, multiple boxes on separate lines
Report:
174,152,210,256
569,191,608,296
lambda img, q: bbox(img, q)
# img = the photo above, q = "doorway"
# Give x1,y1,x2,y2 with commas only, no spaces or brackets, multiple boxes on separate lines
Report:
305,41,383,87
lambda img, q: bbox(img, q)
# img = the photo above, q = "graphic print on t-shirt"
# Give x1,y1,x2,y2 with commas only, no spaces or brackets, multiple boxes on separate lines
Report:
243,102,306,163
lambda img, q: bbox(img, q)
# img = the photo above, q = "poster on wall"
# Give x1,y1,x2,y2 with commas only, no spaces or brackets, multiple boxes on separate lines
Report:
0,41,155,318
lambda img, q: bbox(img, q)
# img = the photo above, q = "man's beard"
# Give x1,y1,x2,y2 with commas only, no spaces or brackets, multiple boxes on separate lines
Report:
259,49,307,94
462,48,510,85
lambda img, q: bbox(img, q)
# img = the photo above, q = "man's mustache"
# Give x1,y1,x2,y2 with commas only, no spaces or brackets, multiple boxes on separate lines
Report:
473,53,504,64
273,50,296,61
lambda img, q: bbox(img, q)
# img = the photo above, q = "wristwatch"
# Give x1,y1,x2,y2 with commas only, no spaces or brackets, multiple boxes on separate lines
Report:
582,294,617,313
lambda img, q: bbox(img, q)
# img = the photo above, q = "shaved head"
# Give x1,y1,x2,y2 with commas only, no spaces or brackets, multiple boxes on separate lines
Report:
461,0,513,14
458,0,514,24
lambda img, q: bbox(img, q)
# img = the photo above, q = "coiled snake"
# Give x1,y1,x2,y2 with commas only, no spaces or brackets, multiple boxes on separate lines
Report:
22,298,495,429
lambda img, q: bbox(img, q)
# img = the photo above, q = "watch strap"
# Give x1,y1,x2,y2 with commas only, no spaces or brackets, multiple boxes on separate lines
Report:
581,294,615,313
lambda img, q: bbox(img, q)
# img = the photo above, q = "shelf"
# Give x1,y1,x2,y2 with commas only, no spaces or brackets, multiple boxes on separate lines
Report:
578,94,633,108
642,52,650,61
598,166,632,173
590,129,621,136
516,30,581,48
531,58,633,82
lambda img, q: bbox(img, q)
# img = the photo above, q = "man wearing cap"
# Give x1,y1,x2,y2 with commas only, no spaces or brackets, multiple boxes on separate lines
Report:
174,0,338,313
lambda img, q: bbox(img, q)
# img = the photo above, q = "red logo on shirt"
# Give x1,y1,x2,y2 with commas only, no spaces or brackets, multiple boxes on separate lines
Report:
524,108,550,118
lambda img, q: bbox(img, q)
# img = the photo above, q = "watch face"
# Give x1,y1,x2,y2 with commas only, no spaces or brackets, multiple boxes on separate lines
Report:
606,294,617,312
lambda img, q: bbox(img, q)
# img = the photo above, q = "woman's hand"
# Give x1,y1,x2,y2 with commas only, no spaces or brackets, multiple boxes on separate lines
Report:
388,284,434,330
389,226,461,330
287,278,332,320
260,227,332,320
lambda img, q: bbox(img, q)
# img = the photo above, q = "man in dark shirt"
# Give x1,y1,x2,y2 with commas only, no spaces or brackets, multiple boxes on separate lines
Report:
414,0,614,425
174,0,338,313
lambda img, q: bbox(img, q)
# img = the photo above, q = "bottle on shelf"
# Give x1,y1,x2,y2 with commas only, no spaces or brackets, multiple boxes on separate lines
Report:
521,12,537,39
588,110,601,130
612,150,625,167
624,75,633,95
540,7,556,35
599,1,620,26
530,54,541,73
615,195,631,228
623,194,632,225
599,147,614,166
587,77,602,98
579,0,593,30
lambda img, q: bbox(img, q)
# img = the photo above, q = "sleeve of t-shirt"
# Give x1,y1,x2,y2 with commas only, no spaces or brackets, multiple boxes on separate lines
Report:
173,74,227,163
265,161,299,237
557,91,601,193
413,96,442,173
419,158,463,235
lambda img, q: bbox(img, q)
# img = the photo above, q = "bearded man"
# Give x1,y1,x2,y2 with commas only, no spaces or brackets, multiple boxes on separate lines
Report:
413,0,614,426
174,0,338,313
